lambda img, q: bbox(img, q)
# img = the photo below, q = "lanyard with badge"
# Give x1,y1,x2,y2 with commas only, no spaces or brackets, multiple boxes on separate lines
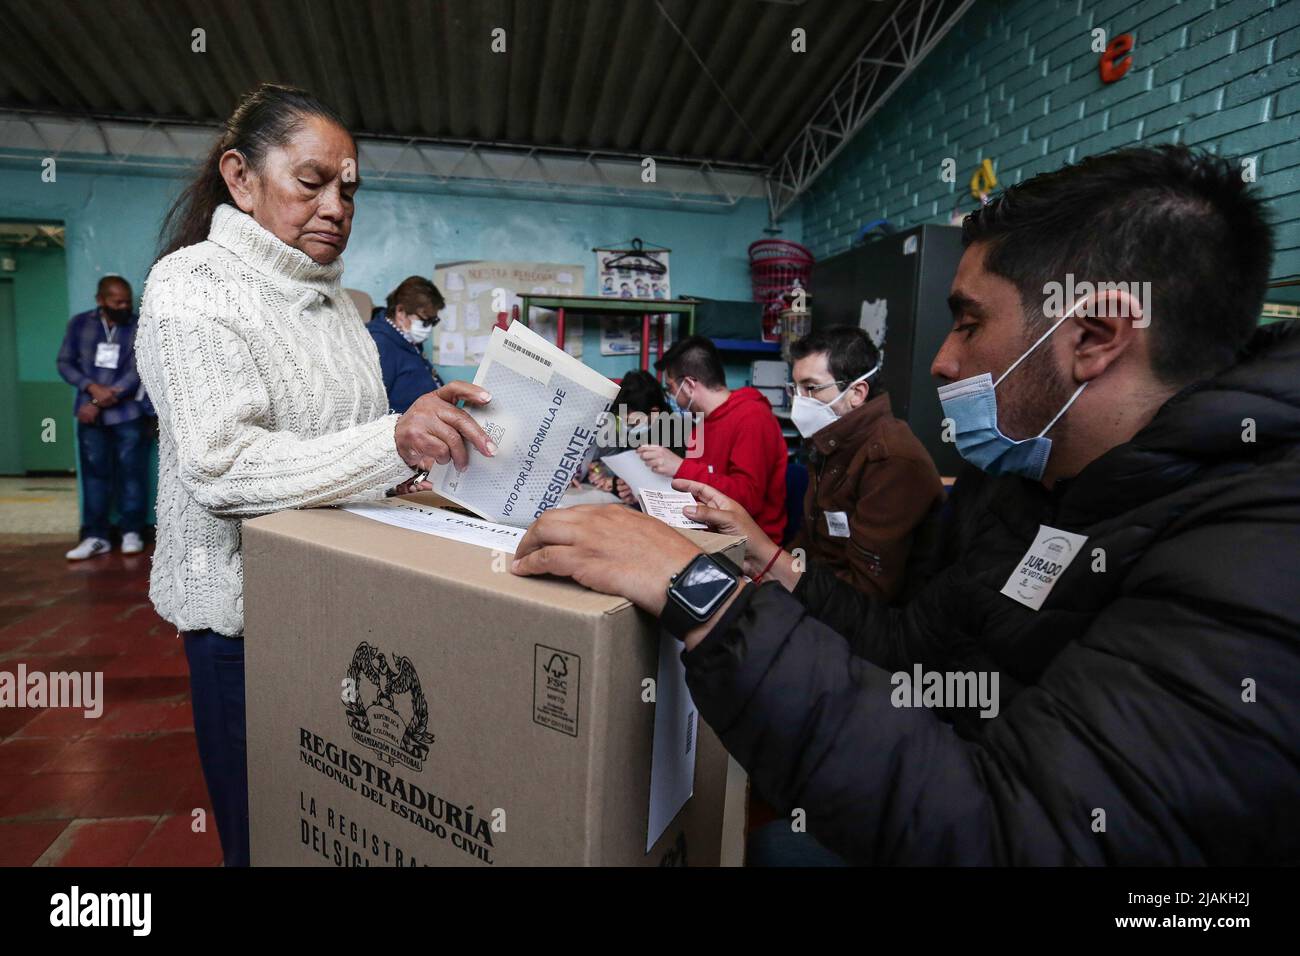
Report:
94,318,121,370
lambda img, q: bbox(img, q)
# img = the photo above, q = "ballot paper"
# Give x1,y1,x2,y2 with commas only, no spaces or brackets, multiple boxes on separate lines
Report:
638,488,706,529
601,449,674,499
338,498,524,553
429,321,620,528
647,632,697,851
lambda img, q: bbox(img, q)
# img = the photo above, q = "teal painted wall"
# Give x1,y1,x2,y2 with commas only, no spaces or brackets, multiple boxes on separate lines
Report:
4,244,73,471
800,0,1300,279
1,167,179,480
0,157,786,513
339,187,780,384
0,162,779,386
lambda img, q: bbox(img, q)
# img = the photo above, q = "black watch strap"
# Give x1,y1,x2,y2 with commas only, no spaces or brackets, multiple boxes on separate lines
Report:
659,586,698,641
661,552,742,641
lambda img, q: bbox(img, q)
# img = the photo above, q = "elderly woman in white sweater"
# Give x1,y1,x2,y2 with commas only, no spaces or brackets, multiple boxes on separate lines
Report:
135,84,494,866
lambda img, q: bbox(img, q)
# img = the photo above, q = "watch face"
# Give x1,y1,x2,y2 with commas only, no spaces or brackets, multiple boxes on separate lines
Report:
674,556,736,618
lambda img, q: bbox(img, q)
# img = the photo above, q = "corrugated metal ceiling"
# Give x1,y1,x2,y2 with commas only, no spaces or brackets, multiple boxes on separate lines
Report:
0,0,899,167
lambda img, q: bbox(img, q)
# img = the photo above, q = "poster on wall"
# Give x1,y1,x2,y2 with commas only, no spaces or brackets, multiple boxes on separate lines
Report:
432,260,585,364
594,241,673,356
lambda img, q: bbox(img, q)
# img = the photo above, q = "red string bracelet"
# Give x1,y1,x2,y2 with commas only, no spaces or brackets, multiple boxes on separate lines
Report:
752,548,782,583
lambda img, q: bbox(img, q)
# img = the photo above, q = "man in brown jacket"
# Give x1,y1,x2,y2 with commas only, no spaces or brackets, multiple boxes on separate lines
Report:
788,326,945,602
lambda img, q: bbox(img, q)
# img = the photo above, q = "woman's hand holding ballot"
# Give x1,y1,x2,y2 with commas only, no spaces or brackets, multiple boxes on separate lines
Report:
395,381,498,473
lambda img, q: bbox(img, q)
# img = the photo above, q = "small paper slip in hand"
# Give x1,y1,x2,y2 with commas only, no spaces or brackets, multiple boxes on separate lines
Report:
602,449,674,498
638,488,706,529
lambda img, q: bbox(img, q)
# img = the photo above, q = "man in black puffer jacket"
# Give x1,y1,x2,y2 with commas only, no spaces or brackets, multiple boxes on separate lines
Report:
512,146,1300,864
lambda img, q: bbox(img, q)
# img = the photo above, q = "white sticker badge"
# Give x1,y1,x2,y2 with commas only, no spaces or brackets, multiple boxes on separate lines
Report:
824,511,850,538
1000,525,1088,611
94,342,121,369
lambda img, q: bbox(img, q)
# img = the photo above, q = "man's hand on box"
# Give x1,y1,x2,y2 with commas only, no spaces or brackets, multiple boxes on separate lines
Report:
511,504,701,615
395,381,497,473
637,444,683,477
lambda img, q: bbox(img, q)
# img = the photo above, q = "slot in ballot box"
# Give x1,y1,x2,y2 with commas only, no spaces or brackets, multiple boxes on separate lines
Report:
242,492,748,866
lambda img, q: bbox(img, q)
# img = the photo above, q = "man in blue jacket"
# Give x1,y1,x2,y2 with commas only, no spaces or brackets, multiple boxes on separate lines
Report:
57,275,151,560
366,276,446,413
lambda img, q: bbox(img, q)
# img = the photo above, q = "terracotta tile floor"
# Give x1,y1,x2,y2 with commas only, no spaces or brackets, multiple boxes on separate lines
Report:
0,538,223,866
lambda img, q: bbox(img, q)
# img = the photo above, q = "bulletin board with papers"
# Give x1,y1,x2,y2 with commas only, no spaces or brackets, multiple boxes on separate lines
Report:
433,260,586,365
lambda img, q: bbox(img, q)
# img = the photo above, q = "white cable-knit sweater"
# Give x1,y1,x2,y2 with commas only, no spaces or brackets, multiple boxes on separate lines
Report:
136,204,413,636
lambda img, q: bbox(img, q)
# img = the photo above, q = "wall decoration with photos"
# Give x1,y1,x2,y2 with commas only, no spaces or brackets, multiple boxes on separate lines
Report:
594,240,673,356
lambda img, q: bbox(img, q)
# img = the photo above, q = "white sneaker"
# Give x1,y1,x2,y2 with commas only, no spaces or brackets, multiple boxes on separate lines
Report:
66,537,111,561
121,532,145,554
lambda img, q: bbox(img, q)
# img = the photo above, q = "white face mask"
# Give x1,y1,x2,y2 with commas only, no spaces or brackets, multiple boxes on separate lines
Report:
789,365,877,438
403,320,433,346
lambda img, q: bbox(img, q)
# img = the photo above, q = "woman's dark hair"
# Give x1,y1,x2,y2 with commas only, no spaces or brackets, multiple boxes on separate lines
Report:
386,276,446,318
157,83,348,260
613,369,668,416
604,372,680,499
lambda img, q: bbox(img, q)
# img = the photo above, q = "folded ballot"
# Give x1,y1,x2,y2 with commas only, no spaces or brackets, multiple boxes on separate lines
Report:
429,321,620,527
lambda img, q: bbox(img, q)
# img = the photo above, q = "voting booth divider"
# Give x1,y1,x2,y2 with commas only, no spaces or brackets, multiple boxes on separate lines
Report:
241,492,749,866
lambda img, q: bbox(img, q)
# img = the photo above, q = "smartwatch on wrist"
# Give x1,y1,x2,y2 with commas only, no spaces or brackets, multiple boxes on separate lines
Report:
660,552,742,641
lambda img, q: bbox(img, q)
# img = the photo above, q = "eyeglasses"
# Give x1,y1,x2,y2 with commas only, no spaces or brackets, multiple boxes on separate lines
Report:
783,380,847,399
413,312,440,328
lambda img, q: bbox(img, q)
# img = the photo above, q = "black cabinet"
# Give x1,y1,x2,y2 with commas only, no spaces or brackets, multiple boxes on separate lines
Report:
811,224,965,476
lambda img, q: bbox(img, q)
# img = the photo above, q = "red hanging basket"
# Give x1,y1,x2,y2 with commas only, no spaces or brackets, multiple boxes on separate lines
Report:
749,239,814,340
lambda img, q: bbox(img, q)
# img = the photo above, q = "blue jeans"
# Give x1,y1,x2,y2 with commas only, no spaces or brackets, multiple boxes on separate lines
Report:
182,629,250,867
78,416,149,540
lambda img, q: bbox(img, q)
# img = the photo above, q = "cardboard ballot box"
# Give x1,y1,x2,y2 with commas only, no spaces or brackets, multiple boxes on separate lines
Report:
242,493,748,867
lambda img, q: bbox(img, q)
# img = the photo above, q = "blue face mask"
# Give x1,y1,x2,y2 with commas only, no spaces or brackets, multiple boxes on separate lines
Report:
936,298,1090,481
666,379,692,415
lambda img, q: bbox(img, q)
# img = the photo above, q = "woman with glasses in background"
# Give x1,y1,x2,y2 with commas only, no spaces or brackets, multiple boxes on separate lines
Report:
367,276,448,414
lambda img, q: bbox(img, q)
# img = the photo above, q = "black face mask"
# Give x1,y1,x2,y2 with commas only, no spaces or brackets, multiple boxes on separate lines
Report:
102,306,133,324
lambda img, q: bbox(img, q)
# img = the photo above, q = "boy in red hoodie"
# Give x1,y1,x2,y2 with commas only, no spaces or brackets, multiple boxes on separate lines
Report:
638,335,788,542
